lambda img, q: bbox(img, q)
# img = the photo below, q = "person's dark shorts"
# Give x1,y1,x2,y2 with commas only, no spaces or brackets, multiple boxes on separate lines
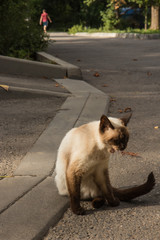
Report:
43,21,48,26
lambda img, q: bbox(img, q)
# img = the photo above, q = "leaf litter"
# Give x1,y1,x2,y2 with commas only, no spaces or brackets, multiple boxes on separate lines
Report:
121,151,140,157
0,85,9,91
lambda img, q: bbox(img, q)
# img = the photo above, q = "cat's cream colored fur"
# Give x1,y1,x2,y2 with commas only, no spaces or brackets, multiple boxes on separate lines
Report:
55,114,155,215
55,117,123,200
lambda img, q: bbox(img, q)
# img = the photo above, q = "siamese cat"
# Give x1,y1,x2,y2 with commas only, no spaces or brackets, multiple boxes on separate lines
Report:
55,114,155,215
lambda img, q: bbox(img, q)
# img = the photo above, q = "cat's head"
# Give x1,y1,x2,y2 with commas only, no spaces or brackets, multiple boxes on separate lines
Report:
99,113,132,153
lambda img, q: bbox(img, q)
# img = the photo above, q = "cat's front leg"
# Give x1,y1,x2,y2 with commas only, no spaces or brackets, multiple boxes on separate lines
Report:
66,166,85,215
94,169,120,207
103,169,120,207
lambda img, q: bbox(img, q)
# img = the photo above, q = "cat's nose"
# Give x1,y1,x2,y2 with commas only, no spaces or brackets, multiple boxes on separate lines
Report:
120,144,126,151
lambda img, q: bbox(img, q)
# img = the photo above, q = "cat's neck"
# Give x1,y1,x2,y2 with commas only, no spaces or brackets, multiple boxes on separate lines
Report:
88,121,108,150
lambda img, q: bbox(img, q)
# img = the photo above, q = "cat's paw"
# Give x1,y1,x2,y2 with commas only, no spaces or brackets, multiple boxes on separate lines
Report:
92,197,106,209
108,197,120,207
72,206,86,215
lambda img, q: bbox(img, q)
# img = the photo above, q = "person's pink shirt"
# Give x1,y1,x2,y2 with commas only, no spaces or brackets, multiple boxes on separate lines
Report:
41,12,48,22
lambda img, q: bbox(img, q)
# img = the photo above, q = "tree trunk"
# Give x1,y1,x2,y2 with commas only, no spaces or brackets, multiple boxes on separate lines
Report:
150,5,160,30
144,5,148,30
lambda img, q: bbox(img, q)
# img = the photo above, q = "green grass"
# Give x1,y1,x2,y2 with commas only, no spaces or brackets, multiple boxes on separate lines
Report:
68,25,160,35
124,29,160,34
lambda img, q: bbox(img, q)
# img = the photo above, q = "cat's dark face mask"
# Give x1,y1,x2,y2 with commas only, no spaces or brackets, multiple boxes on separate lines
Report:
99,114,131,153
108,127,129,151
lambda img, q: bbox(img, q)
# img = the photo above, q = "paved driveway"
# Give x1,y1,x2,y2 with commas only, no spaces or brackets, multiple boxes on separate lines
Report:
44,33,160,240
0,75,66,177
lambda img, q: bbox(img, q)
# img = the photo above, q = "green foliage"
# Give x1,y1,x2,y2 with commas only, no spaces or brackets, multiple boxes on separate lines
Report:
68,25,85,34
0,0,47,59
81,0,106,27
68,25,160,34
43,0,106,30
83,0,97,6
68,25,104,34
25,0,160,34
100,2,119,30
128,0,160,6
41,0,82,30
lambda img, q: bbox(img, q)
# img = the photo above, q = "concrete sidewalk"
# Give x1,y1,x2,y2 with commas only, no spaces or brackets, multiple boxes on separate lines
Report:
0,51,82,80
0,74,70,97
0,75,109,239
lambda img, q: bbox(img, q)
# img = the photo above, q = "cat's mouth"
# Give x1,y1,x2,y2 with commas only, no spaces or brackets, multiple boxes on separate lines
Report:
110,145,126,153
110,147,116,153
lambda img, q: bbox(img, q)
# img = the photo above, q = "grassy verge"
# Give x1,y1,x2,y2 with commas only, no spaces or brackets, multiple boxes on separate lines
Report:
67,25,160,35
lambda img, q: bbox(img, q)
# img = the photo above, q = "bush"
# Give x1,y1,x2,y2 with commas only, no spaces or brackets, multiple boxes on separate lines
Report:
100,3,119,30
68,25,86,34
0,0,47,59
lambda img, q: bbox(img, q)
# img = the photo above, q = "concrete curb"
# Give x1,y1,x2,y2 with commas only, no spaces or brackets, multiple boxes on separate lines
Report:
37,50,82,80
73,32,160,40
0,52,82,80
0,55,66,79
0,77,110,240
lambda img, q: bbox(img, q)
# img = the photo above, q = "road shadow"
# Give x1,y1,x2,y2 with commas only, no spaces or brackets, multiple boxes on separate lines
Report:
83,183,160,216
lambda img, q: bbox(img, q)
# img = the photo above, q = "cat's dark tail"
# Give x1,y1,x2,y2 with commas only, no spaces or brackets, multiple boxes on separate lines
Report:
113,172,155,202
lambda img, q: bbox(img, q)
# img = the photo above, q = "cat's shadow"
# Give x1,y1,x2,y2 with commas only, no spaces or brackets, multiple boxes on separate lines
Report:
83,186,160,216
84,199,159,216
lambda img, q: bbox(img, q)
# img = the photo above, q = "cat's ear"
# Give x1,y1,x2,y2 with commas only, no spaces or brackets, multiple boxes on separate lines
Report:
100,115,114,133
120,113,132,126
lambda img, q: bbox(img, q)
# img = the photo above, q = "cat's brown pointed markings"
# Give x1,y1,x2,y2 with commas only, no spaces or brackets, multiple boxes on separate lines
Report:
55,114,155,215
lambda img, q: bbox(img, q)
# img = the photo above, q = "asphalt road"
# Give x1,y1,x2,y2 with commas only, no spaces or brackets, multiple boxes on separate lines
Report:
0,76,66,177
44,34,160,240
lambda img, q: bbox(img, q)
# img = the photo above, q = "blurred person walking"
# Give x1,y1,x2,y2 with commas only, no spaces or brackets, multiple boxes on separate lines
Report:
40,9,52,33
